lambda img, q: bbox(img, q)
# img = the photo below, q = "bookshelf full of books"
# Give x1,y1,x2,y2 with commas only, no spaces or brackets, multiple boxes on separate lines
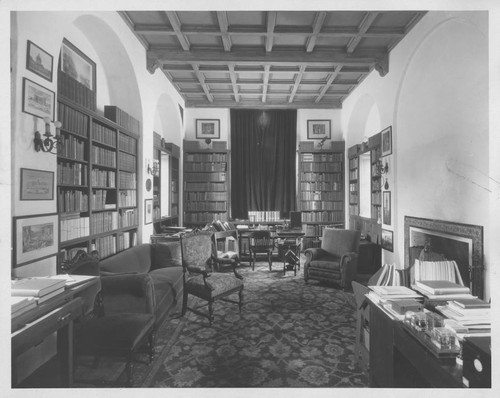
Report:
297,141,345,249
347,144,359,216
369,133,382,222
183,140,229,226
56,95,139,266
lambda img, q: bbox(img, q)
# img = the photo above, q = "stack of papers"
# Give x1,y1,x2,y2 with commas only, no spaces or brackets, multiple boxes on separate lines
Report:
436,297,490,337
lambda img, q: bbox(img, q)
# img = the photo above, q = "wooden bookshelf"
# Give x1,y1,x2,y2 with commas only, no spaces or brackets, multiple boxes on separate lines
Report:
56,94,139,266
369,133,382,222
348,144,360,217
298,141,345,248
183,140,229,226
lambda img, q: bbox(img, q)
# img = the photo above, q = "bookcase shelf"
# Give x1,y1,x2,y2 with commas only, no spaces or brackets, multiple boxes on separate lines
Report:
298,141,345,248
56,94,139,268
183,140,229,226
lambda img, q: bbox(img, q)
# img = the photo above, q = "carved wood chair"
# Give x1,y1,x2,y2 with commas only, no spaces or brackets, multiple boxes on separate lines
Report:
248,230,274,271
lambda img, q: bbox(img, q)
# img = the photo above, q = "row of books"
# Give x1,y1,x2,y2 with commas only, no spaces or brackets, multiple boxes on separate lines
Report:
58,101,89,138
185,191,228,201
349,170,358,180
58,71,96,111
300,201,344,211
104,105,141,135
300,153,343,162
117,231,138,251
94,234,117,259
58,189,88,213
91,189,116,210
302,223,332,237
184,181,226,192
184,153,227,163
119,171,137,189
91,168,116,188
301,172,342,182
92,146,116,168
184,172,227,182
372,178,382,191
300,163,342,173
91,211,118,235
185,201,227,211
184,162,227,172
60,215,90,242
58,134,86,161
349,183,358,192
301,210,344,223
300,182,343,191
184,212,228,224
349,204,359,214
248,211,281,222
120,208,138,228
300,191,344,201
57,162,88,186
92,121,117,147
118,190,137,207
349,193,358,203
118,133,138,154
118,151,137,172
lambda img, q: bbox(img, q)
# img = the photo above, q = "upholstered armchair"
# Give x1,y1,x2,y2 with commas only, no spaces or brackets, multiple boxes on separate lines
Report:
304,228,361,289
180,230,244,325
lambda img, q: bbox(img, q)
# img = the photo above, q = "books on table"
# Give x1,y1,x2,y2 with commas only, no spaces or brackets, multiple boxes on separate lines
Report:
414,280,470,295
11,277,66,297
11,296,36,317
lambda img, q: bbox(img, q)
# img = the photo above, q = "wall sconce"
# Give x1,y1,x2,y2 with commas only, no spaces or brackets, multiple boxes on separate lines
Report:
204,138,212,145
34,117,62,154
147,159,159,176
160,137,166,149
317,137,327,149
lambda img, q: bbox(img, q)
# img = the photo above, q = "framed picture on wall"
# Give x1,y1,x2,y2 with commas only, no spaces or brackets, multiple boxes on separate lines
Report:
13,213,59,267
307,120,331,140
145,199,153,225
20,168,54,201
381,126,392,157
60,38,96,92
381,229,394,252
196,119,220,139
383,191,391,225
22,77,55,120
26,40,53,82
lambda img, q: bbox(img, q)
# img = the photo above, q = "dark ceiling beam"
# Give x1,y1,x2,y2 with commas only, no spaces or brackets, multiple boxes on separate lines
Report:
315,66,342,103
164,11,190,51
192,64,213,102
266,11,277,52
289,65,306,103
347,12,379,54
228,64,240,102
306,11,327,52
216,11,232,51
262,65,270,102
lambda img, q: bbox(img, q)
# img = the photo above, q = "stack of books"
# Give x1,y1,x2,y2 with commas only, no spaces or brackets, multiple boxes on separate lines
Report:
368,285,423,320
412,280,473,302
436,297,491,337
11,277,66,305
11,296,36,317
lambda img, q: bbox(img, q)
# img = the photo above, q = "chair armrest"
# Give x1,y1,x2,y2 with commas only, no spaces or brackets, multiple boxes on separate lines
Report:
304,247,327,261
100,273,155,315
340,252,359,288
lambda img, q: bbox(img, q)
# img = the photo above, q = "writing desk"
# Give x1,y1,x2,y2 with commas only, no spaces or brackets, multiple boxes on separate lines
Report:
11,277,101,387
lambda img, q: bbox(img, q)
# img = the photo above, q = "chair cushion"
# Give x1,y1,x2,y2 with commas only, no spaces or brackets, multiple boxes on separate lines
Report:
186,273,243,299
152,242,182,270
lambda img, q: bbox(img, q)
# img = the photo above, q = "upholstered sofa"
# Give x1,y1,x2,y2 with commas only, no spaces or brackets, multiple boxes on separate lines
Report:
99,241,183,331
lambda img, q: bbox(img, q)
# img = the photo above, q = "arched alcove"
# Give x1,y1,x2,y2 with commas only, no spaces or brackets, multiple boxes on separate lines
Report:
345,94,381,145
154,93,183,143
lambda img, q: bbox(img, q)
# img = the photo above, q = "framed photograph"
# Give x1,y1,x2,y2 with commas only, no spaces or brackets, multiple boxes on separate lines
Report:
60,38,96,91
13,213,59,267
26,40,53,82
22,77,55,120
383,191,391,225
196,119,220,139
145,199,153,225
20,168,54,201
307,120,331,140
381,229,394,252
381,126,392,157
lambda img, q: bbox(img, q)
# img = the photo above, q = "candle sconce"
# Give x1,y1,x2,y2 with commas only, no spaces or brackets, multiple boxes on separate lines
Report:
34,117,62,154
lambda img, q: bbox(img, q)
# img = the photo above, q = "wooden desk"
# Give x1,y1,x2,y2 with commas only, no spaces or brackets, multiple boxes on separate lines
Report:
368,298,465,388
11,277,101,387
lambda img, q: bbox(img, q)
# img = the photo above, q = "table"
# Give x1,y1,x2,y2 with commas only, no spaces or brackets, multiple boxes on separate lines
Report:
11,277,101,387
276,231,304,276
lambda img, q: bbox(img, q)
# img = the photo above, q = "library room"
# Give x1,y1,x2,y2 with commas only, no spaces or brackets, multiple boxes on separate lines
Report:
3,0,499,396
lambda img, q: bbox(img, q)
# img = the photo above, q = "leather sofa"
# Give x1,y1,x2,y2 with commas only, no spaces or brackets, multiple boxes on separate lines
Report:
99,241,183,331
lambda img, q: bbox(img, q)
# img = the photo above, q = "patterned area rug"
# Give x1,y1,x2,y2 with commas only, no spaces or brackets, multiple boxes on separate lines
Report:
74,261,369,388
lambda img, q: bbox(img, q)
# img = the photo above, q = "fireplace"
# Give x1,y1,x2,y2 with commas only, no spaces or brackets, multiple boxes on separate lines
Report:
404,216,484,299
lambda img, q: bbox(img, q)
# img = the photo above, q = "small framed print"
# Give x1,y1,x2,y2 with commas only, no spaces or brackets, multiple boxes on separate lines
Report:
381,126,392,157
307,120,331,140
26,40,53,82
196,119,220,139
381,229,394,252
22,77,55,120
145,199,153,225
13,213,59,267
383,191,391,226
20,168,54,201
60,38,96,92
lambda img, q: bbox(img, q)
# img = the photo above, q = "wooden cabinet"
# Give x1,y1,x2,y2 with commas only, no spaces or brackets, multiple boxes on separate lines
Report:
183,140,229,226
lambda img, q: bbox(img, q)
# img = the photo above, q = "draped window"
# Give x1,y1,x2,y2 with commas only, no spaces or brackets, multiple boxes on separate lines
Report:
230,109,297,219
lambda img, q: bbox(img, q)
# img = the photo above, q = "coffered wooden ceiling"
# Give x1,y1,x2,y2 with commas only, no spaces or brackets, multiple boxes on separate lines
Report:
120,10,426,109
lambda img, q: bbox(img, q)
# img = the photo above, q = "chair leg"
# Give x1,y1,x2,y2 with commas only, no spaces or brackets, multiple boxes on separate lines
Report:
268,252,272,270
238,289,244,313
251,252,255,271
208,300,214,326
148,331,155,363
182,289,188,316
126,354,133,386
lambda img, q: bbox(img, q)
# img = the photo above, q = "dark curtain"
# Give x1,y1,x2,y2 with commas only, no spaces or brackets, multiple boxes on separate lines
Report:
230,109,297,219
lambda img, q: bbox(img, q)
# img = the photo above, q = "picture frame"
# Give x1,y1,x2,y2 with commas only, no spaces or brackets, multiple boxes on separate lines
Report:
196,119,220,139
381,229,394,252
13,213,59,267
20,168,54,201
383,191,391,225
381,126,392,157
307,120,331,140
145,199,153,225
26,40,53,82
22,77,55,120
60,38,96,92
